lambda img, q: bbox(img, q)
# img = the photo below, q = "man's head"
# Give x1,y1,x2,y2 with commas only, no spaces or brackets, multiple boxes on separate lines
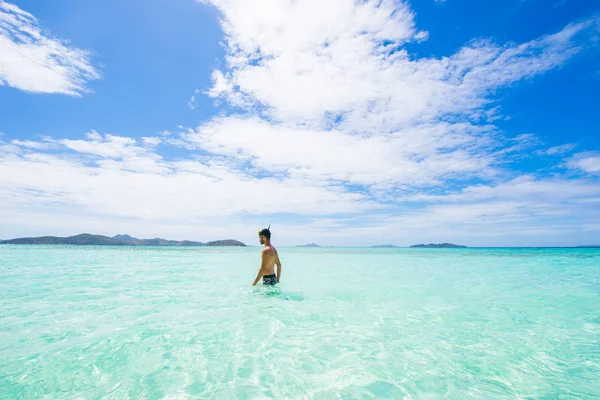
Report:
258,228,271,244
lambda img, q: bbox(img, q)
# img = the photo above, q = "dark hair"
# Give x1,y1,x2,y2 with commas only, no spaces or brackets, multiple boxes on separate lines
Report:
259,228,271,239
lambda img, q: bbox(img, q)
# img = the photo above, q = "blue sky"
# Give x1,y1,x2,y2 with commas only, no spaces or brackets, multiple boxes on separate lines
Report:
1,0,599,246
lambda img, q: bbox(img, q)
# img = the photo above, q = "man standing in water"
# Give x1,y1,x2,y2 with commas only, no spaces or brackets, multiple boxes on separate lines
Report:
253,228,281,286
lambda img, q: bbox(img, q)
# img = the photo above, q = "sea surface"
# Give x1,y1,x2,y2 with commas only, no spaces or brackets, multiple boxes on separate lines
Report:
0,245,599,399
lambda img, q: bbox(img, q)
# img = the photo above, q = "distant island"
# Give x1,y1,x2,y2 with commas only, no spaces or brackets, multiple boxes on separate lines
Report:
296,243,320,247
0,234,246,247
204,240,246,247
370,244,400,248
410,243,467,248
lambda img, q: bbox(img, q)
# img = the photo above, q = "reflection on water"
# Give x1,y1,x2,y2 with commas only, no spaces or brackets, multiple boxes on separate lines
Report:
255,285,306,301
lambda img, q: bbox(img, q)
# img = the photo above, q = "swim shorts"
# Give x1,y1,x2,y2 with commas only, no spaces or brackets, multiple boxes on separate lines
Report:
263,274,277,285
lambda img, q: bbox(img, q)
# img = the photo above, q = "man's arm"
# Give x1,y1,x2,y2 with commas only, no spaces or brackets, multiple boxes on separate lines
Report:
275,252,281,283
252,248,269,285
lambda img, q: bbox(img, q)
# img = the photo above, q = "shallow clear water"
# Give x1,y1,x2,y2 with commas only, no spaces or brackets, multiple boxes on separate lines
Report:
0,245,599,399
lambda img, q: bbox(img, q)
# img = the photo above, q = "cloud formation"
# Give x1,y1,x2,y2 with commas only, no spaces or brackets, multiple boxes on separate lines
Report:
205,0,597,131
0,134,376,223
196,1,599,197
1,0,599,245
1,129,598,245
178,116,499,188
569,152,600,174
0,1,99,95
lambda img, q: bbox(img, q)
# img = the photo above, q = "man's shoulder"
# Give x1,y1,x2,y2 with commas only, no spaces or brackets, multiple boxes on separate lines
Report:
262,246,274,254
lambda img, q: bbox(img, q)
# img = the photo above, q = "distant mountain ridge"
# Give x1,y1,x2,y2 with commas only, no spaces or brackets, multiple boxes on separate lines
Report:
296,243,320,247
0,234,245,247
370,244,400,248
113,234,138,243
410,243,467,248
1,234,122,246
204,240,246,247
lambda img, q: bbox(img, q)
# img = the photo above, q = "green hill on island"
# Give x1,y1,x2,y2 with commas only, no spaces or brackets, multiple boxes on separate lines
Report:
0,234,245,247
204,240,246,247
410,243,467,248
1,234,123,245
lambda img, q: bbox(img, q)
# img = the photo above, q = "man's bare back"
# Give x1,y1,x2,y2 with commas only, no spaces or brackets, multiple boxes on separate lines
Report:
261,245,279,275
253,228,281,286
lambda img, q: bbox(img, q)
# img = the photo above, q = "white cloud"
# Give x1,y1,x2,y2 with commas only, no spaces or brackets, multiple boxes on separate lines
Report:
300,176,600,246
177,116,499,187
0,1,99,95
568,152,600,174
542,143,577,155
10,139,54,150
0,133,379,226
188,95,196,110
406,175,600,203
2,131,599,245
414,30,429,42
203,0,422,126
141,136,162,147
203,0,597,131
187,89,201,110
58,132,150,159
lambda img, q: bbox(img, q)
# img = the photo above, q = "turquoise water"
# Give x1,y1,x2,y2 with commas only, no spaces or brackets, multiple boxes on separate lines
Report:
1,246,599,399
